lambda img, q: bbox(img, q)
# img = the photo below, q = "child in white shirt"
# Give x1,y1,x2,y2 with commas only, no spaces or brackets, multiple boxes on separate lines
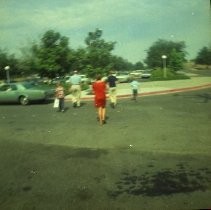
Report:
130,79,140,101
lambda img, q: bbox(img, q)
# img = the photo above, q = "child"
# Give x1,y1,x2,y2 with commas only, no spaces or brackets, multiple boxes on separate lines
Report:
55,82,65,112
130,78,140,101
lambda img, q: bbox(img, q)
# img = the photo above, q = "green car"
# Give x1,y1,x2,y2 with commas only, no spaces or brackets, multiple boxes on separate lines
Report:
0,82,54,105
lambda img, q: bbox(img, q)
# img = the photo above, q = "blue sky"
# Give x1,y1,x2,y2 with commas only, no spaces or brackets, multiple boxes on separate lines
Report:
0,0,210,63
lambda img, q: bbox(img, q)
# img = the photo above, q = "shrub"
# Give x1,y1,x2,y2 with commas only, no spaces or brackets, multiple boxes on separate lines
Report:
150,68,189,81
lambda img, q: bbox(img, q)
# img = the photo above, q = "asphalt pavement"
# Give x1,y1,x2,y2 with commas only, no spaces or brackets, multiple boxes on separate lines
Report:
0,71,211,210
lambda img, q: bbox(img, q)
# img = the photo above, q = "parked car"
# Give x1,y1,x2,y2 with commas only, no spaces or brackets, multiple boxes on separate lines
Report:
141,70,152,78
50,76,64,84
65,74,90,84
0,82,54,105
130,70,143,78
116,72,130,83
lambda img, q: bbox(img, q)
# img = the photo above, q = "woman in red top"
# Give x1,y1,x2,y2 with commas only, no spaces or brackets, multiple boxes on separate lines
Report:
92,75,107,125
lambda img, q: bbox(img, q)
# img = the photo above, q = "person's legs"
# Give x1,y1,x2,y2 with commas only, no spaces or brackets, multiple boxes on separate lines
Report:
109,88,113,107
112,88,117,105
75,86,81,107
71,90,77,106
132,89,135,100
109,87,117,108
96,99,106,125
102,107,106,123
60,98,65,111
98,107,103,125
58,98,62,111
109,88,113,102
97,107,106,125
133,89,138,101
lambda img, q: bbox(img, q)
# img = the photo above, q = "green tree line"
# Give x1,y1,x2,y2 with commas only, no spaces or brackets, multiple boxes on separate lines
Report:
0,28,210,80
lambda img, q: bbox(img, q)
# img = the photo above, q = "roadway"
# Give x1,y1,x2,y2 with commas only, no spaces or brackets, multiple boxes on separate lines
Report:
0,71,211,209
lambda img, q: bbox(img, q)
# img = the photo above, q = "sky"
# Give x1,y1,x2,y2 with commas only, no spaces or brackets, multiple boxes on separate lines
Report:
0,0,210,64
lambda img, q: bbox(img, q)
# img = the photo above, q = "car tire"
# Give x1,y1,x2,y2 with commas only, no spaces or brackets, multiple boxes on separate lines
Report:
19,96,29,105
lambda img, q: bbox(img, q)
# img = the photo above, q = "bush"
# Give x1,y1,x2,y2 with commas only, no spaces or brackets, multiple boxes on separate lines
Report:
150,68,190,81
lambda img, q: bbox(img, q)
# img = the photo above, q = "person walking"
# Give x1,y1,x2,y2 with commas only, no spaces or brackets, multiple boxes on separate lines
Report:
69,70,82,108
130,77,140,101
92,74,107,125
55,82,65,112
107,71,118,108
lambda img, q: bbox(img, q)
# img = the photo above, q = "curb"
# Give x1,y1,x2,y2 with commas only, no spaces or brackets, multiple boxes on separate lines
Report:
65,83,211,101
119,83,211,99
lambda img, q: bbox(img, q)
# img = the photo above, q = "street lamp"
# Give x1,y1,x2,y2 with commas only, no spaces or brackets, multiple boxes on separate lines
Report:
4,65,10,84
161,55,167,78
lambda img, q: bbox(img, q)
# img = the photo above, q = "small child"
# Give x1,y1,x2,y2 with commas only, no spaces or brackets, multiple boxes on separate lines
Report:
130,78,140,101
55,82,65,112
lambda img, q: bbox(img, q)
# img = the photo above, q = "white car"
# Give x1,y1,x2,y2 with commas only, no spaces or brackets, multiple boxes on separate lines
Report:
116,72,130,83
141,70,151,78
65,75,90,84
130,70,143,78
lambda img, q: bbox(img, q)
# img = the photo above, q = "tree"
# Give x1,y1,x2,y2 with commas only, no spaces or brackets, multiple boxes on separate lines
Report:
110,56,133,72
84,28,116,77
168,49,184,71
134,61,144,70
69,48,87,73
195,46,211,66
18,43,40,76
0,49,20,80
16,29,134,78
144,39,186,71
0,49,9,79
31,30,71,77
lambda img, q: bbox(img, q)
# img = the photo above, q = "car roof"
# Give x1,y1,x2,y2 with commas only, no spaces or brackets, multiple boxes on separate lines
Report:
0,81,33,86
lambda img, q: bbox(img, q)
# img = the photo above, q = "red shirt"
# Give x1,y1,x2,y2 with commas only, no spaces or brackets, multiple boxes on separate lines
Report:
92,81,107,107
92,81,106,99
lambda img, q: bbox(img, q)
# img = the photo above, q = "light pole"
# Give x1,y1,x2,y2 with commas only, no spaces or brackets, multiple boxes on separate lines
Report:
4,65,10,84
161,55,167,78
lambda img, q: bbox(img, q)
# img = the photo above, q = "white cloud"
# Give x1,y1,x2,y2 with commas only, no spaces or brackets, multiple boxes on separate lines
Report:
0,0,210,62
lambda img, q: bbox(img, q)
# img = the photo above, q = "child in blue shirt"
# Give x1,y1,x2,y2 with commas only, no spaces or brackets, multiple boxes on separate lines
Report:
130,78,140,101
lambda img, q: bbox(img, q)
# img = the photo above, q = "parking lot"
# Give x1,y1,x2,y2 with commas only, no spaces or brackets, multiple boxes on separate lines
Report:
0,88,211,209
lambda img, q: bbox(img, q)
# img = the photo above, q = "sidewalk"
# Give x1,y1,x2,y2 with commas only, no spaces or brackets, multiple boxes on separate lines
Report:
65,76,211,101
